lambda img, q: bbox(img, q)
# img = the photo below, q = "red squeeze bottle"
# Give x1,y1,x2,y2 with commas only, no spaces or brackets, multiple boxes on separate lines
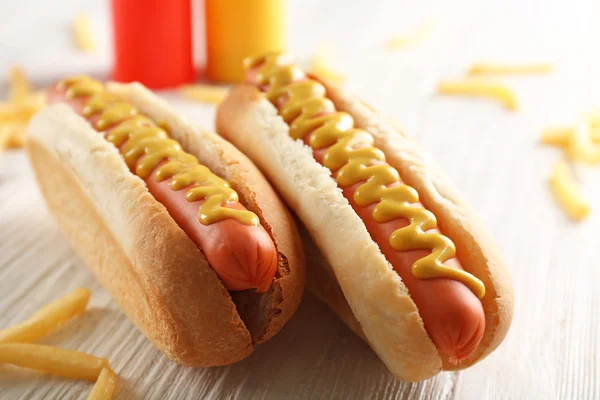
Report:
111,0,195,89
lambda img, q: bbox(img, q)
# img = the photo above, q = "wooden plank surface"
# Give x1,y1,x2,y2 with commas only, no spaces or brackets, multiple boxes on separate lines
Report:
2,0,600,398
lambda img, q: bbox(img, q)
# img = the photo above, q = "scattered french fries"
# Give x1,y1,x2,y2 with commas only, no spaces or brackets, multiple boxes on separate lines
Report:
385,18,438,50
541,116,600,164
541,126,579,147
310,44,345,85
541,112,600,220
566,120,600,165
0,289,118,399
436,60,552,111
0,67,46,152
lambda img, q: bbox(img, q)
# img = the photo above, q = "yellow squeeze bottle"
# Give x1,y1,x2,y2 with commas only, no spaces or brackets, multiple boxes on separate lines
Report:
205,0,287,83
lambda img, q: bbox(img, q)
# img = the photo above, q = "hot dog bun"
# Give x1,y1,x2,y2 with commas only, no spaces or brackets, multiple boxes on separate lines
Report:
26,82,305,366
216,81,514,381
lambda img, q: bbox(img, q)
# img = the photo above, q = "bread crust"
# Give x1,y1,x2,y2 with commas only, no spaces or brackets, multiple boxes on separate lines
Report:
216,83,514,380
26,84,305,366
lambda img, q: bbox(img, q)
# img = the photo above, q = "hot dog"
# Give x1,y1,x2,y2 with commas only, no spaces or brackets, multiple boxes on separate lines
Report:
46,83,277,293
26,76,305,366
217,53,514,381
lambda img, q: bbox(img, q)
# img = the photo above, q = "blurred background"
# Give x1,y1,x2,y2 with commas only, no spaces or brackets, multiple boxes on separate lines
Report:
1,0,600,399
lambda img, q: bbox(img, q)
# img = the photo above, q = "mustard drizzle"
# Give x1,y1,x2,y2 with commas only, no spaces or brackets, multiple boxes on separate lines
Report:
58,76,259,226
246,53,485,298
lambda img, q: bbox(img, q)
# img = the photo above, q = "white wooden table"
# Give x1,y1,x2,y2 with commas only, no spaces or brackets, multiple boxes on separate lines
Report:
1,0,600,398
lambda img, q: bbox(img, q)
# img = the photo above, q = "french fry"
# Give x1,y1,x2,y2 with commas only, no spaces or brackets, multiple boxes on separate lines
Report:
549,161,590,221
566,120,600,164
179,84,228,104
311,45,345,85
0,288,91,344
541,126,600,147
73,14,96,53
385,18,438,50
0,286,117,399
6,131,25,148
0,124,26,150
468,63,553,76
87,367,118,400
437,80,518,111
0,103,38,121
0,67,45,152
541,126,575,147
0,343,109,381
588,110,600,127
8,66,32,104
0,126,15,151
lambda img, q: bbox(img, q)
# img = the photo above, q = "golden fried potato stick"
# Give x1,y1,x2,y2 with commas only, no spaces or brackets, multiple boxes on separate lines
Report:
437,80,518,111
385,18,438,50
0,288,91,344
468,63,553,76
549,161,590,221
0,343,109,381
73,14,96,53
87,367,118,400
566,120,600,165
179,84,228,104
311,44,345,84
0,69,45,151
8,66,32,104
